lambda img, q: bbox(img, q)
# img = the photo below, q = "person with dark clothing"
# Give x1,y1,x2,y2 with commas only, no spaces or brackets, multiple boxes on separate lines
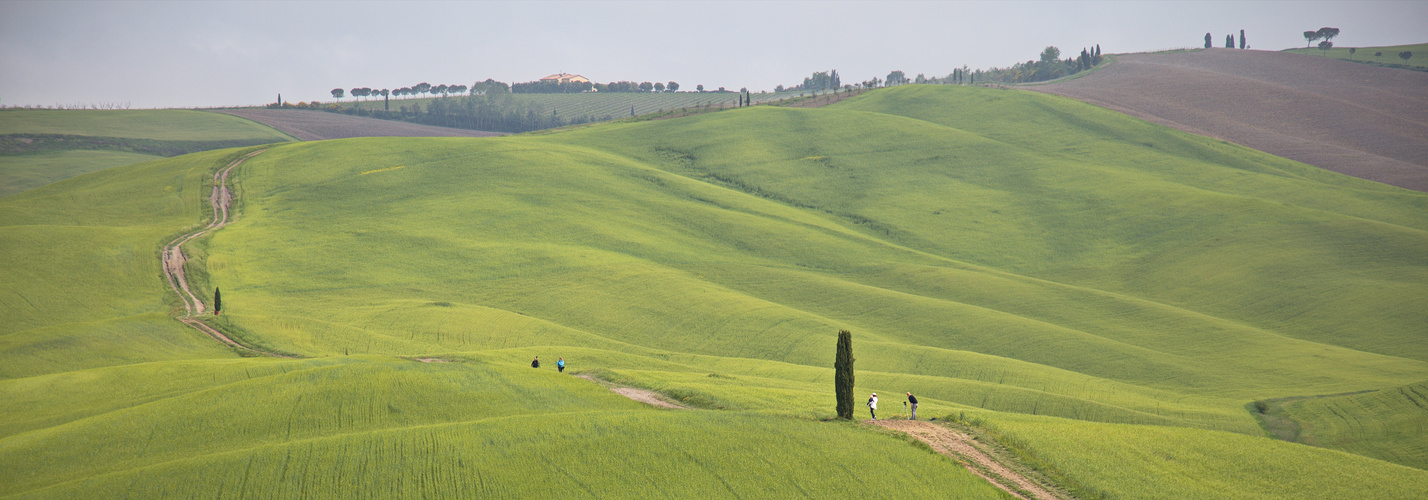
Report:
867,393,878,420
906,392,919,420
557,357,565,373
531,356,540,368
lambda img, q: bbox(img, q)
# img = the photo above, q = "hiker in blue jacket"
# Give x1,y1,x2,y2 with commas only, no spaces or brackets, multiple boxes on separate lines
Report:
557,357,565,373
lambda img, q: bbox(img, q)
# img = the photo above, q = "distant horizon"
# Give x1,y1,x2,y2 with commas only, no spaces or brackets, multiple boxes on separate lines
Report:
3,1,1425,109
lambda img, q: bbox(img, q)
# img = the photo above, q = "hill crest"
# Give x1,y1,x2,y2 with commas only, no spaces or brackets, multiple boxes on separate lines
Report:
1032,48,1428,191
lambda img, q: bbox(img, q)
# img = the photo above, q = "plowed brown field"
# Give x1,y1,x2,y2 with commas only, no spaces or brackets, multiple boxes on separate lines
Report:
1033,48,1428,191
211,109,504,141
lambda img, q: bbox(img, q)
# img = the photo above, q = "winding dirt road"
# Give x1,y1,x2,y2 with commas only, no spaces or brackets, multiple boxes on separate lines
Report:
161,149,291,357
868,420,1063,500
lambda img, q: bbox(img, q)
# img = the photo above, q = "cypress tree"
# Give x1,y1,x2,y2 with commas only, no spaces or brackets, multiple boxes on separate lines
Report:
1239,30,1246,49
214,287,222,315
834,329,855,419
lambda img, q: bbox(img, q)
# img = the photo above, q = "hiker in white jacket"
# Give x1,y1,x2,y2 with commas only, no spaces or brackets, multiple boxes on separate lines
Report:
867,393,878,420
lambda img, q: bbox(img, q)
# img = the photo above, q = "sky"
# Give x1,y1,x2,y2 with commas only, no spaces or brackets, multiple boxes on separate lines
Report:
2,0,1425,109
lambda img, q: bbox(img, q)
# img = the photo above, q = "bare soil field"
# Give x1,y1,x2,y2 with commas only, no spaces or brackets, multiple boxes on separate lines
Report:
211,109,504,141
1033,48,1428,191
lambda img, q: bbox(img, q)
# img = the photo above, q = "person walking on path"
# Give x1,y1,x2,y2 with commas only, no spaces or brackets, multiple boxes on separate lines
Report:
531,356,540,368
906,392,919,420
557,357,565,373
867,393,879,420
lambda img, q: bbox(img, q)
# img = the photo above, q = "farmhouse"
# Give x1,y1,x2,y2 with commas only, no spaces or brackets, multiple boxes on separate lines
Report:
540,73,591,84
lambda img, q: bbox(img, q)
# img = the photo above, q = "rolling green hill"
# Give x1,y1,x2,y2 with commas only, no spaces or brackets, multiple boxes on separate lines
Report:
1269,380,1428,470
0,109,294,197
0,109,295,140
1286,42,1428,70
3,85,1426,497
0,148,245,378
1,357,1005,498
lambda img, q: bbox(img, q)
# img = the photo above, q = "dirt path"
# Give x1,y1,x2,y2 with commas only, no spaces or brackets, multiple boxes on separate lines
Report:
576,374,690,409
161,149,291,358
868,420,1063,500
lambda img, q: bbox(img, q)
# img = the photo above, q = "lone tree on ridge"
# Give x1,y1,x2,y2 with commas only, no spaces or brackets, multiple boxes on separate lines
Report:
1401,51,1414,63
835,329,855,420
1316,27,1340,43
1205,33,1213,49
213,287,222,315
331,88,344,100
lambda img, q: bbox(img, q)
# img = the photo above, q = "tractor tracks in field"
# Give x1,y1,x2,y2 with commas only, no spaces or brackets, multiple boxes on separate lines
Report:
868,420,1066,500
161,148,292,358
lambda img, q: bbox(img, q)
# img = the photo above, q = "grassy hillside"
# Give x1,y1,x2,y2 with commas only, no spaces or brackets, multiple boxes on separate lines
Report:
3,85,1426,497
1286,42,1428,70
0,109,293,197
830,86,1427,360
0,109,295,140
1268,380,1428,469
981,410,1428,499
1,357,1003,498
0,148,249,378
0,150,162,197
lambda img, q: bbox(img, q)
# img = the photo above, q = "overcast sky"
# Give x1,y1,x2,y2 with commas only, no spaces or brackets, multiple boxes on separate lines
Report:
2,0,1425,109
